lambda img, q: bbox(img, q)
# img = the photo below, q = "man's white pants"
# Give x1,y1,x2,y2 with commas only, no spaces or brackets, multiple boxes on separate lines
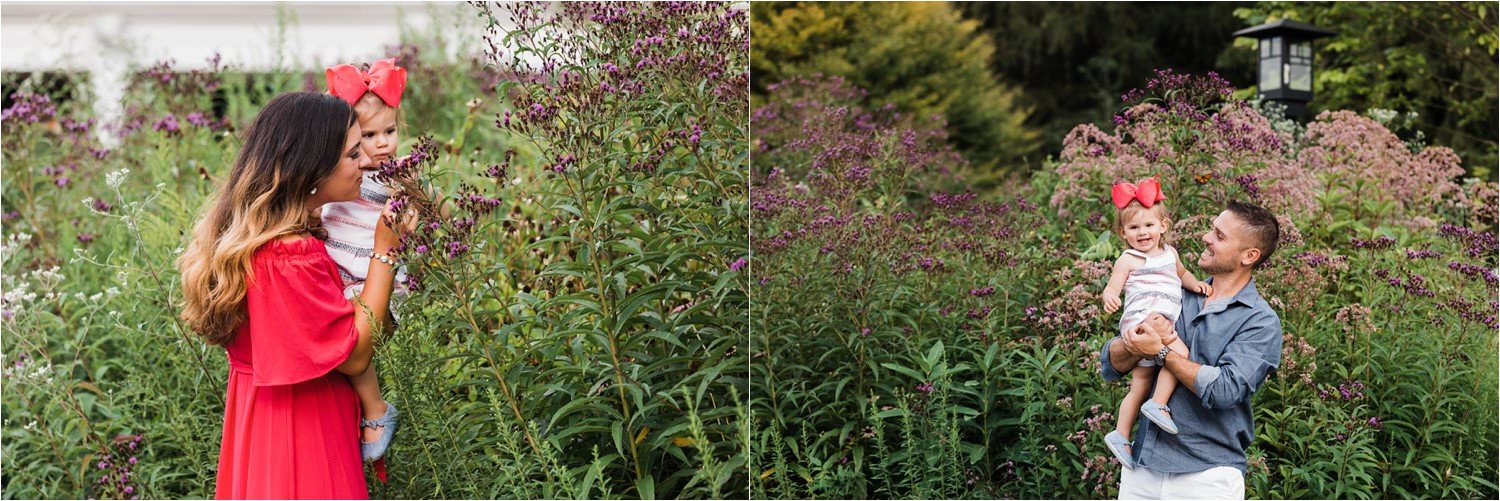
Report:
1118,465,1245,500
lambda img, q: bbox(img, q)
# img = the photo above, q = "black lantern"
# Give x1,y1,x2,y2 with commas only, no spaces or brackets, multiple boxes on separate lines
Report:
1233,19,1336,120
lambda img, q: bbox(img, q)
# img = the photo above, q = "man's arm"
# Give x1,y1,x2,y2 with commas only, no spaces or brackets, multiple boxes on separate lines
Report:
1160,345,1201,391
1174,312,1282,408
1100,336,1139,380
1103,313,1181,379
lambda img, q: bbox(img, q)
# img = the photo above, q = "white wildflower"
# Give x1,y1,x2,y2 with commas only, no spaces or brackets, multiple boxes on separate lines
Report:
32,361,53,384
2,232,33,255
2,281,36,305
29,266,64,286
1367,108,1397,125
105,168,130,189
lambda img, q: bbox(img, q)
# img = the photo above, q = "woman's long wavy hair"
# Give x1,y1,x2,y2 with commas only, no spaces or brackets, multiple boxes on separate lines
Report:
179,92,356,344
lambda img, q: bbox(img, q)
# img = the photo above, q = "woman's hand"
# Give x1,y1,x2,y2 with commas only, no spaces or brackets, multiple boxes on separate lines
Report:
374,204,418,251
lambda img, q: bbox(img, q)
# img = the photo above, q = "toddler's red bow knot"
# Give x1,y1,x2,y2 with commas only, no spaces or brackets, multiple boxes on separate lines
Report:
326,59,407,108
1111,177,1167,209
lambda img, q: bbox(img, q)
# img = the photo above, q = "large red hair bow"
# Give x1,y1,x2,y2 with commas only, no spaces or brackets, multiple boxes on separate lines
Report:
325,58,407,108
1111,177,1167,209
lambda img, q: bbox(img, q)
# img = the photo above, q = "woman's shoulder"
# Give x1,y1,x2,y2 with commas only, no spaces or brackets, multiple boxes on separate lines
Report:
254,235,330,262
249,236,339,289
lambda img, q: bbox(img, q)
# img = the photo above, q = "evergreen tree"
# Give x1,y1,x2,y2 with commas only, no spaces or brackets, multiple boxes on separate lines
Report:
752,1,1040,175
960,2,1255,165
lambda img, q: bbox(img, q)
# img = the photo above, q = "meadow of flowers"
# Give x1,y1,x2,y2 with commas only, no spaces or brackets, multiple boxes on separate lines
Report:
2,2,747,499
750,71,1497,499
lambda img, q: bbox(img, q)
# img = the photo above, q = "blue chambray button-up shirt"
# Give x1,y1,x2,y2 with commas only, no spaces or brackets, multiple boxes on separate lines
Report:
1099,278,1283,474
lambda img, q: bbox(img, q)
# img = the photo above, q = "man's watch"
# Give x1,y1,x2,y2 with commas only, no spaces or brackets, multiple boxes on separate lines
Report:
1154,345,1173,366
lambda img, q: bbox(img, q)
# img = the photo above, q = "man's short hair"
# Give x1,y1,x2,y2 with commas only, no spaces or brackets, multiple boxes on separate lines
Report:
1226,200,1279,269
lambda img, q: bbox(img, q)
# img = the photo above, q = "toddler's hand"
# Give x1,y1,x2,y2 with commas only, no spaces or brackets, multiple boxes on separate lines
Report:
1143,314,1179,347
1103,294,1121,314
1193,282,1213,295
375,204,418,250
381,202,419,234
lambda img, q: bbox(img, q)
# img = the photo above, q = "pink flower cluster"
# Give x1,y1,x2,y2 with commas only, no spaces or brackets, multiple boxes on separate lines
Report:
1296,111,1469,228
1259,251,1347,313
1279,333,1318,386
1049,70,1480,233
1052,70,1298,220
1334,303,1376,340
1025,260,1112,340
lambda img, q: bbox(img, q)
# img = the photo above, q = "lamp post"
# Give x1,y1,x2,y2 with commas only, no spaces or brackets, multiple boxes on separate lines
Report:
1233,19,1336,121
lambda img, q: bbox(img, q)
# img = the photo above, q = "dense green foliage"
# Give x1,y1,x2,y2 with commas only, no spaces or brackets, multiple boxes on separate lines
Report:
2,3,748,498
751,72,1497,499
960,2,1257,164
750,1,1038,175
1232,2,1499,179
755,2,1498,185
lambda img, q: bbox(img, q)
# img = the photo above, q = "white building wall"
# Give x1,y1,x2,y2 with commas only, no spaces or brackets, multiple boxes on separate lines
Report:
1,1,491,144
1,1,480,71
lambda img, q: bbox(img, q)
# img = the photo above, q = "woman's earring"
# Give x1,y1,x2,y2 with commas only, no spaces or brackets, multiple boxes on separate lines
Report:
310,187,318,195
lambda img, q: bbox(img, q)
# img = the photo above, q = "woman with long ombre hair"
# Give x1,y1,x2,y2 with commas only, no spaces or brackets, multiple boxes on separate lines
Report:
178,92,408,499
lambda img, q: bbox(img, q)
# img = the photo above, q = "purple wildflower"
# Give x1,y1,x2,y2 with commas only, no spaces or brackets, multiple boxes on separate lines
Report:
185,112,212,127
152,114,180,133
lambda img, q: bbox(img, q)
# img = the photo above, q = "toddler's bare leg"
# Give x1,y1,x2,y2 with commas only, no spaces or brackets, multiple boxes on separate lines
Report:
1148,338,1191,413
1116,365,1155,441
351,364,388,443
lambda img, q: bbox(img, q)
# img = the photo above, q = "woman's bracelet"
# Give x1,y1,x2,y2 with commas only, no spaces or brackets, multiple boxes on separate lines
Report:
372,251,399,267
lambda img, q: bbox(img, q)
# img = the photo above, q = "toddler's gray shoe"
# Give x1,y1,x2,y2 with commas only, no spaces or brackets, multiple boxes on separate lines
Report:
1141,400,1179,435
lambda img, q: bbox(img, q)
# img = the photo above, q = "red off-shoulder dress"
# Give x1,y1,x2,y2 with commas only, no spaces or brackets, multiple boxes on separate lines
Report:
214,237,367,499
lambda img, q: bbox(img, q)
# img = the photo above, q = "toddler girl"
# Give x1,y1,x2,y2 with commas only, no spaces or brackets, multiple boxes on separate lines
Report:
1098,177,1212,469
323,58,407,463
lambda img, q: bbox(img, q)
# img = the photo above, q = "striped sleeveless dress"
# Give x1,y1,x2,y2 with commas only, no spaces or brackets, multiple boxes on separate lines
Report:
1119,245,1183,366
320,172,407,296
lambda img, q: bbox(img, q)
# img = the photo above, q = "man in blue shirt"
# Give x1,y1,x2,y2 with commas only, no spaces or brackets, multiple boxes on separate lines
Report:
1099,200,1284,500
